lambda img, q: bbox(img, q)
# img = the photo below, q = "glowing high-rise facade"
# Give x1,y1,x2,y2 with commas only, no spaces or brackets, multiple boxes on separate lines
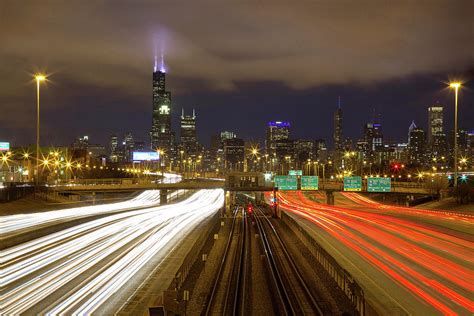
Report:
150,57,172,153
333,97,344,152
427,105,447,157
180,109,198,154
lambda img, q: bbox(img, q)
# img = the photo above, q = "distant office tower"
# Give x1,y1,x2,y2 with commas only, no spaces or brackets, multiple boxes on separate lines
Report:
109,134,118,162
180,109,198,154
428,104,447,157
333,97,343,152
224,138,245,171
408,122,425,166
407,121,417,143
123,132,134,162
266,121,290,156
315,138,328,161
88,144,106,159
150,59,172,153
468,130,474,159
428,105,444,143
221,131,236,141
362,122,383,162
72,135,89,150
294,140,314,163
342,137,353,151
211,131,236,171
450,128,470,159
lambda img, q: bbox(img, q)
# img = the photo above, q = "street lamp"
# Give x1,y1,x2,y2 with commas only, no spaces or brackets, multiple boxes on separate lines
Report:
449,82,461,187
35,74,46,187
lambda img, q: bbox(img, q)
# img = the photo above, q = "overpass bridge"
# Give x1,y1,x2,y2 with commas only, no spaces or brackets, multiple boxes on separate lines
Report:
46,173,434,206
50,177,432,194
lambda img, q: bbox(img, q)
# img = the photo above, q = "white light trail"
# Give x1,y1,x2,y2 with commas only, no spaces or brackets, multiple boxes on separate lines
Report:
0,189,223,315
0,173,183,238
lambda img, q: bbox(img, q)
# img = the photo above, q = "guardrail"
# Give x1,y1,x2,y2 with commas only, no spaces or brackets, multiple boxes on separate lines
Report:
59,177,178,185
282,212,367,316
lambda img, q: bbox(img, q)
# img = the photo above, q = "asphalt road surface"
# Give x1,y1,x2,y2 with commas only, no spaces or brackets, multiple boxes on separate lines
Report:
276,191,473,315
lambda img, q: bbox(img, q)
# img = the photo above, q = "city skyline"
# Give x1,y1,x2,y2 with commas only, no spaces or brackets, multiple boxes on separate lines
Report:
2,68,473,148
1,2,473,147
1,3,472,316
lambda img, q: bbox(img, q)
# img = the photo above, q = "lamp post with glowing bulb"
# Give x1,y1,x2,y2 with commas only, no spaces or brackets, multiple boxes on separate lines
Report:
449,82,461,187
35,74,46,187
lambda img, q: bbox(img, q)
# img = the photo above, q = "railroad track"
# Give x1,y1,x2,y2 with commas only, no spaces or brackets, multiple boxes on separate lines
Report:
254,206,323,316
204,207,249,316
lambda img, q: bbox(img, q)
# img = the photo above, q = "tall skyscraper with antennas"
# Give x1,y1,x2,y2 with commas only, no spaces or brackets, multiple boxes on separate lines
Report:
150,54,172,155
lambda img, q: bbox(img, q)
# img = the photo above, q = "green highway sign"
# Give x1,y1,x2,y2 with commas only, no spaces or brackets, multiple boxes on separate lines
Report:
343,176,362,191
274,175,298,190
288,170,303,176
301,176,319,190
368,177,391,192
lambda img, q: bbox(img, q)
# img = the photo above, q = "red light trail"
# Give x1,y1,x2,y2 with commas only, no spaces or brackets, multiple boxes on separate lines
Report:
273,191,473,315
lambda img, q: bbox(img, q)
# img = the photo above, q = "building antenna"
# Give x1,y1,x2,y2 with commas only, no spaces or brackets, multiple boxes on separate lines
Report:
338,96,341,109
181,107,184,118
160,51,165,72
192,108,195,117
154,54,157,72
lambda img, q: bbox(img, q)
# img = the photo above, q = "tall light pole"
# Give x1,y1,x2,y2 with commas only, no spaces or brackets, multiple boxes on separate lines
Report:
35,74,46,187
449,82,461,187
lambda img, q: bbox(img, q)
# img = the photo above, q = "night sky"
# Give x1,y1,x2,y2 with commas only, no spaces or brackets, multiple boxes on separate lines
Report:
1,1,473,148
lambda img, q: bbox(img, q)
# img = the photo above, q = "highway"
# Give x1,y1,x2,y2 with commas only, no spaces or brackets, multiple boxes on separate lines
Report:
1,173,182,240
1,189,224,315
276,191,473,315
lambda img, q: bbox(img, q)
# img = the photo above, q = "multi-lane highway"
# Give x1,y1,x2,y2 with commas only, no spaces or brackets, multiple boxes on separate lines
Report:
1,173,183,242
276,191,473,315
1,189,224,315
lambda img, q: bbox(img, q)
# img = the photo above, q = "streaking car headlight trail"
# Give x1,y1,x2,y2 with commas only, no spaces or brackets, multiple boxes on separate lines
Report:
0,189,223,315
1,173,182,238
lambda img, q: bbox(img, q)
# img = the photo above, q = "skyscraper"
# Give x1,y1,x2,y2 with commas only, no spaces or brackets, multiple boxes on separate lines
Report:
224,138,245,172
362,122,383,163
109,134,118,162
180,108,197,154
72,136,89,150
123,132,134,162
333,97,343,152
407,120,417,143
221,131,236,141
427,104,447,157
150,57,172,154
294,140,314,163
408,123,425,166
427,105,443,143
265,121,290,156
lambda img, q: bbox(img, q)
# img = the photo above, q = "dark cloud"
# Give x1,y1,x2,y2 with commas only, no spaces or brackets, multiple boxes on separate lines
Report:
0,1,473,146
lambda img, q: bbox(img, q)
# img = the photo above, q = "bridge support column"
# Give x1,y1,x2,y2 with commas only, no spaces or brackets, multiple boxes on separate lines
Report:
160,189,168,205
326,190,334,205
